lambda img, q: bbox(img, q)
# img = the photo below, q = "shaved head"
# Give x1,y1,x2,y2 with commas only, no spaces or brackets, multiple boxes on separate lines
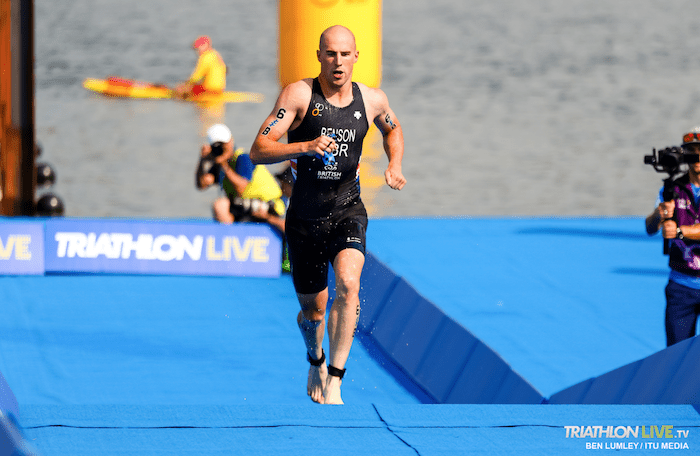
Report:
319,25,356,51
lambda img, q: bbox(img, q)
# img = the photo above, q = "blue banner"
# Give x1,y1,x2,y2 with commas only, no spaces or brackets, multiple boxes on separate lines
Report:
44,219,282,277
0,221,45,275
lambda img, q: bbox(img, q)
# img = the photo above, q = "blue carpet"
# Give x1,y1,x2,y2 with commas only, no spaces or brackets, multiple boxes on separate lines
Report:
2,217,696,455
0,274,418,407
18,404,700,455
366,217,668,397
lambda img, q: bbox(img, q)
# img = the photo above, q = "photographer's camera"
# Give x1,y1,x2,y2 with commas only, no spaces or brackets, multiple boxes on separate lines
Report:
232,197,279,218
210,142,225,157
198,142,226,182
644,146,699,177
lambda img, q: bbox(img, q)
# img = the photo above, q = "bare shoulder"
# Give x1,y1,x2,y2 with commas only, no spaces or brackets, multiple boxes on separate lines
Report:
278,78,313,109
356,82,390,120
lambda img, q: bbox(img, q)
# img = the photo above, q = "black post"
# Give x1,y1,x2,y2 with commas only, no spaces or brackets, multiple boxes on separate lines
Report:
17,0,36,215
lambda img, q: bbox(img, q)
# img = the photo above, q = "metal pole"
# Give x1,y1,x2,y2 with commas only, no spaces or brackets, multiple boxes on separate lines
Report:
0,0,13,214
0,0,35,216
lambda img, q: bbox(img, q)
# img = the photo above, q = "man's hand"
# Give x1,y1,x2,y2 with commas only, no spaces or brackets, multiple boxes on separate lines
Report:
214,148,234,165
251,204,270,221
307,135,337,160
658,201,675,220
385,164,406,190
662,219,679,239
173,83,191,99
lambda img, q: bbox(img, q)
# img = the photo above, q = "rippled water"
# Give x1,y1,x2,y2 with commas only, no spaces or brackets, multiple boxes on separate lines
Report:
34,0,700,218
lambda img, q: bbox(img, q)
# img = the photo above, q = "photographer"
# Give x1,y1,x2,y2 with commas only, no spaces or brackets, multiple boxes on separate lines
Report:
196,124,286,230
646,126,700,346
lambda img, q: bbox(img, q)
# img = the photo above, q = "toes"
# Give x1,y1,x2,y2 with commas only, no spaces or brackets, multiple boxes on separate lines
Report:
312,390,325,404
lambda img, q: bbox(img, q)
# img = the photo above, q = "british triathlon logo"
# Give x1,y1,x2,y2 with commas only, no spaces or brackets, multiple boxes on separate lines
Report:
312,103,324,117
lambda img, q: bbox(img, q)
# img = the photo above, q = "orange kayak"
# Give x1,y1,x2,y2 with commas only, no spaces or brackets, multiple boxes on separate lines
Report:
82,77,264,103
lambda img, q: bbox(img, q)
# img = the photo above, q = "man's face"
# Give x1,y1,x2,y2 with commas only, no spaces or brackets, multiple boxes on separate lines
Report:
317,30,358,87
194,42,210,55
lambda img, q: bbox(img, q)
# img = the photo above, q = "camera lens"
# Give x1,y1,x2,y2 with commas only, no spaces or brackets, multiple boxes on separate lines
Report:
210,143,224,157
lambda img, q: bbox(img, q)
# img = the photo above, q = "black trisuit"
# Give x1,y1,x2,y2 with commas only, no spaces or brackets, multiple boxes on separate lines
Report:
286,78,370,294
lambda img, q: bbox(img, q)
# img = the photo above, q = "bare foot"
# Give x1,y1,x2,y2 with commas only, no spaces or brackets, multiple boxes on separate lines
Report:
308,363,328,404
323,375,343,405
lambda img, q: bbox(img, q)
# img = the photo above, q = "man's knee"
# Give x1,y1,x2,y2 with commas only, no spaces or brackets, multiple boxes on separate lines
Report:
335,275,361,301
333,249,364,301
298,290,328,321
298,310,323,331
302,309,325,321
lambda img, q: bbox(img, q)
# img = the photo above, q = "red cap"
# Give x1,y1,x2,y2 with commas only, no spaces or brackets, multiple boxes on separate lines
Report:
192,36,211,49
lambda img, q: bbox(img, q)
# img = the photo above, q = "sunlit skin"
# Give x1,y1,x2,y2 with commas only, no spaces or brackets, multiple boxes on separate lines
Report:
249,26,406,191
248,25,406,405
646,143,700,239
317,26,358,94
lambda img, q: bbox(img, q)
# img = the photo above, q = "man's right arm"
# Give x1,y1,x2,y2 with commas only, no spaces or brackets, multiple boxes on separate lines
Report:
250,80,338,165
646,208,662,236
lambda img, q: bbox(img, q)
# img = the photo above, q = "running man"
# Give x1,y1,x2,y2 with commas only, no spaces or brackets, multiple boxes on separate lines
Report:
249,25,406,404
175,35,227,97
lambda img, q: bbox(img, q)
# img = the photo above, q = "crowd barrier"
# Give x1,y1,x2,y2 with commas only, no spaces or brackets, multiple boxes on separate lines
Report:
334,253,700,405
0,218,283,278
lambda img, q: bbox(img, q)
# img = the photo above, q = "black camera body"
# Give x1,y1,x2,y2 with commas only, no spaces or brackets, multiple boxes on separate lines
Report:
231,197,279,218
197,142,226,183
644,146,700,255
644,146,699,177
210,142,225,158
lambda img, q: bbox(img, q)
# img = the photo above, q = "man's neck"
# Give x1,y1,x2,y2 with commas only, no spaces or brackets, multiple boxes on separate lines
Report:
318,76,353,107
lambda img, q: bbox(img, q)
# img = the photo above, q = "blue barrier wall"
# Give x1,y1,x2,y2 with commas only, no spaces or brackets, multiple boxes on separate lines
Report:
354,251,700,405
352,253,545,404
0,370,36,456
0,371,19,419
549,335,700,404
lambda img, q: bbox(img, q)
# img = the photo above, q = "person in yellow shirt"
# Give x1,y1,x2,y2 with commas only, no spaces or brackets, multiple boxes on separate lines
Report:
175,36,227,98
196,124,286,228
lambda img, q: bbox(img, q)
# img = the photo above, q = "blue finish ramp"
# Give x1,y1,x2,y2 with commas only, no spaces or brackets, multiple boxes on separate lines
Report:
2,217,700,455
17,404,700,455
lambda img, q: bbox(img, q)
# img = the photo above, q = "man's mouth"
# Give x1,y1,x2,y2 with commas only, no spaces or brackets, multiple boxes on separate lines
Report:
333,70,343,78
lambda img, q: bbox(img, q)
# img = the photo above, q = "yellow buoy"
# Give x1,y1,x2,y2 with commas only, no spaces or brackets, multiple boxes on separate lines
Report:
278,0,382,88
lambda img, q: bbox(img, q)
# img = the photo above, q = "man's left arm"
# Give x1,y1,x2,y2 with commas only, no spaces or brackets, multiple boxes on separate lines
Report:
672,222,700,241
372,89,406,190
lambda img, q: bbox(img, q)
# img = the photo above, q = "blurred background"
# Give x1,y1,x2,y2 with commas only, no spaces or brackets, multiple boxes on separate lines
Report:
33,0,700,218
